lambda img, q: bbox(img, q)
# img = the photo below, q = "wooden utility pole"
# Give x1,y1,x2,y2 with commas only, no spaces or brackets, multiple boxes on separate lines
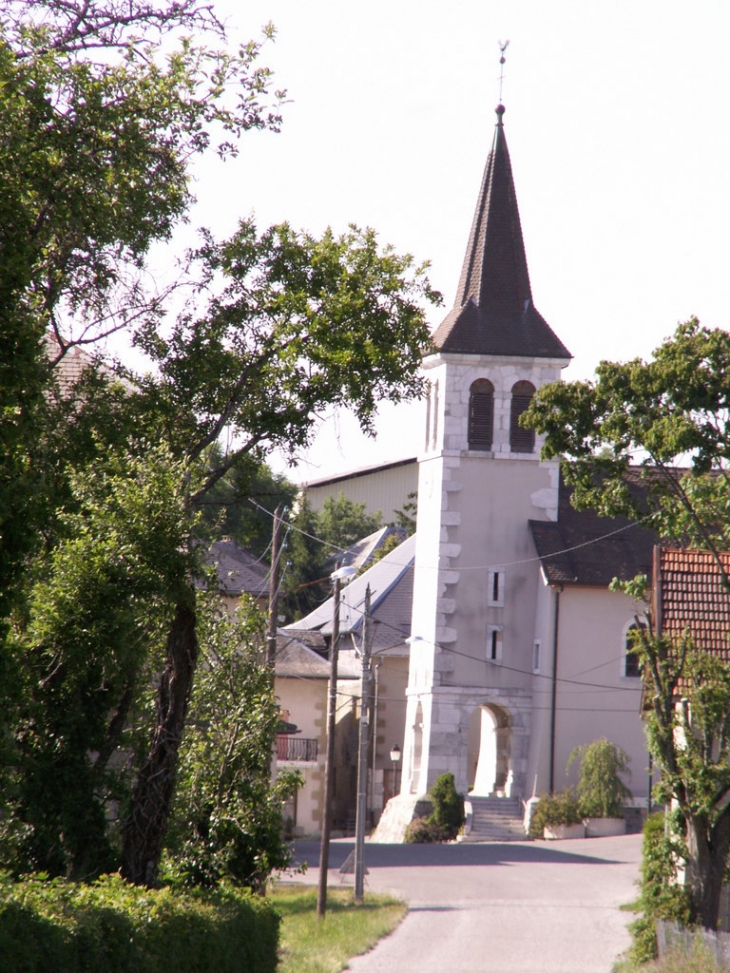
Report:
266,505,284,668
354,584,372,903
317,567,352,918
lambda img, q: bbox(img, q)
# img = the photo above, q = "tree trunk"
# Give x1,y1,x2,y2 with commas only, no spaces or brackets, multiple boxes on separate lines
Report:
686,812,730,930
121,594,198,886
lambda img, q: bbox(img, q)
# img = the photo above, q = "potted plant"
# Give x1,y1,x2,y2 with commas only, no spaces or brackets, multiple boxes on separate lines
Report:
568,738,631,837
529,788,585,840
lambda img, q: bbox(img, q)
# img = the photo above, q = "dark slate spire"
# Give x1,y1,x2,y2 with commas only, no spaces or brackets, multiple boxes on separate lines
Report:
432,105,571,360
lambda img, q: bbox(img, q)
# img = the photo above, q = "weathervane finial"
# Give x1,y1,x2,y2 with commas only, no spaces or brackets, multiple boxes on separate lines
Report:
498,39,510,104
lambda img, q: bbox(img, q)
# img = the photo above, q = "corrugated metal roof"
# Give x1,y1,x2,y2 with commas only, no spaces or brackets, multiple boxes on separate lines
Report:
284,533,415,652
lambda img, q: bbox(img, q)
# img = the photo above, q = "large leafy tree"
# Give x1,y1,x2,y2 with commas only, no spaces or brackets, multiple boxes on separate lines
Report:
0,0,283,623
121,221,436,884
1,1,440,888
524,318,730,929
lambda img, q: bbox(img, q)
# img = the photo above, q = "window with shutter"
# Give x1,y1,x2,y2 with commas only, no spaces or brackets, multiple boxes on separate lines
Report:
510,381,536,453
468,379,494,450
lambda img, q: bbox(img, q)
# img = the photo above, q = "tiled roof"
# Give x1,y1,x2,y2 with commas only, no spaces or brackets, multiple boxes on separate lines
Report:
655,548,730,663
432,105,571,362
529,475,656,586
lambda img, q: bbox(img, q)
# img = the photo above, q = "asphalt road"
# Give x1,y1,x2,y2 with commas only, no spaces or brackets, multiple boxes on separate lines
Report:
283,833,642,973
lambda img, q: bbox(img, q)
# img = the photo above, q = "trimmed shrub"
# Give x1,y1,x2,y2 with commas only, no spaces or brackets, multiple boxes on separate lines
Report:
403,818,449,844
0,873,279,973
404,773,465,843
429,773,465,839
529,789,582,838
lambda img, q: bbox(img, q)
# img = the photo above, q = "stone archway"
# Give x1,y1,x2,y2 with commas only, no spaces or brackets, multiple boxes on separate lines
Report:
468,704,511,796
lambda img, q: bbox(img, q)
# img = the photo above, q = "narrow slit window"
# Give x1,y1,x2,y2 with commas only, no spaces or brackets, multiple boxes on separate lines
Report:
487,569,504,607
487,627,502,663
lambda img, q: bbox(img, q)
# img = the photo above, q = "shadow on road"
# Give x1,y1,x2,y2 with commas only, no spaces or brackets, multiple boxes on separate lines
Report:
287,839,627,873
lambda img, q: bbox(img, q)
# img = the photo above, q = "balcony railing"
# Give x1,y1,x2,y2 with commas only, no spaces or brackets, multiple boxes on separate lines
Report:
277,736,318,762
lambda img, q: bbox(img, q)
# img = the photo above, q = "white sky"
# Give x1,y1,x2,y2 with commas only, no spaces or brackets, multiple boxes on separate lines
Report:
179,0,730,483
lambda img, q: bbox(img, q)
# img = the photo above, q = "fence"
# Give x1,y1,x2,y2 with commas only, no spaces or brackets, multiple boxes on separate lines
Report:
657,920,730,967
277,736,318,762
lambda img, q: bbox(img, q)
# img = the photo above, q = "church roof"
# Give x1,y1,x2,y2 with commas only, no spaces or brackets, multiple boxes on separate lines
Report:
529,476,655,586
432,105,571,361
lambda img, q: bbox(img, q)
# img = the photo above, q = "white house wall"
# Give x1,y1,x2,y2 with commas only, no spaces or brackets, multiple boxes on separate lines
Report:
541,585,649,800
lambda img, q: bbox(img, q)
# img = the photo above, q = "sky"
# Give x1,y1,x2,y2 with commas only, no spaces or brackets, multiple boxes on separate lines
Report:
177,0,730,483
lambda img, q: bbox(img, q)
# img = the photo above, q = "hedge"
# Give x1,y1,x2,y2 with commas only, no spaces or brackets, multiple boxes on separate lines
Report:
0,873,279,973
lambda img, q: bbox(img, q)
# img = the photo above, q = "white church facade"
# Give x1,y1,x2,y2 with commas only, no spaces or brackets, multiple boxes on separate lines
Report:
396,103,652,825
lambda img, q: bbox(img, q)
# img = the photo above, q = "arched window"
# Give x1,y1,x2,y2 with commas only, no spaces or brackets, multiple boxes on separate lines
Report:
624,622,646,678
510,381,536,453
468,379,494,450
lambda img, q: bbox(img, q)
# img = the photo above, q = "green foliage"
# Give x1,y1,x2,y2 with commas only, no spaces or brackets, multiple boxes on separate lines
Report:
281,493,384,622
524,319,730,558
197,450,297,556
393,491,418,534
628,812,691,965
529,790,582,838
567,738,632,818
2,443,194,880
403,774,465,843
317,494,383,552
164,595,300,891
0,872,279,973
428,773,466,839
403,818,450,844
524,319,730,928
0,0,442,889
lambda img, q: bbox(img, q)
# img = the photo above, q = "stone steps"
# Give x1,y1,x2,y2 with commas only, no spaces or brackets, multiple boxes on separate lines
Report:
461,796,527,842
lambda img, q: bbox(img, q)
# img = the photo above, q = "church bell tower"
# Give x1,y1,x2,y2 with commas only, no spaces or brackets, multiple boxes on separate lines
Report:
401,102,572,805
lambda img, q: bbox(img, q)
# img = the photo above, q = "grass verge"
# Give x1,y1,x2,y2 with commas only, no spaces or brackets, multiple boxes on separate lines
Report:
269,884,407,973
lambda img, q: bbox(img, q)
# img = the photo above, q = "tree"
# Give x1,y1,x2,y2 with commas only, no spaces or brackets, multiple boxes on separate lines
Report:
164,594,300,892
1,0,441,889
120,220,437,884
524,318,730,929
0,0,283,626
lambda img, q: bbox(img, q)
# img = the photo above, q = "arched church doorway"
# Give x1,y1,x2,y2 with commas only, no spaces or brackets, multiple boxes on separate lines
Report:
468,704,511,796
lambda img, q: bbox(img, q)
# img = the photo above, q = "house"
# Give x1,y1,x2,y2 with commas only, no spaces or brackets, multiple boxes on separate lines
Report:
273,629,359,837
205,537,270,613
301,457,418,524
284,534,415,829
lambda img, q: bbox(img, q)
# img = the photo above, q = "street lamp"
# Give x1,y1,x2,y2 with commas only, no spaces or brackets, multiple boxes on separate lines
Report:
389,743,401,799
317,563,357,919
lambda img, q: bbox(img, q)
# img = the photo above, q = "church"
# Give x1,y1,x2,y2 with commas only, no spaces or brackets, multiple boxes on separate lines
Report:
292,102,656,838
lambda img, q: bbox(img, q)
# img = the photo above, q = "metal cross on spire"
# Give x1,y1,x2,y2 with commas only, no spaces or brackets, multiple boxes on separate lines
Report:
498,39,510,103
